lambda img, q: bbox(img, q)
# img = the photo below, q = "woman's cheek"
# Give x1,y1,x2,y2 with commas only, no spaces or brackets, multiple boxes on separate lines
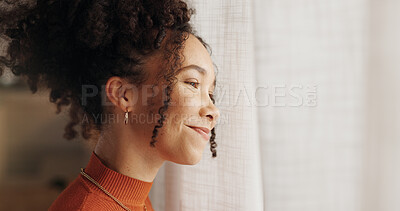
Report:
182,93,200,107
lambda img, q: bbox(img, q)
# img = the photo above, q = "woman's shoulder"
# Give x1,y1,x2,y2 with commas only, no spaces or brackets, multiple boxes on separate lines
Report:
48,174,156,210
48,175,92,211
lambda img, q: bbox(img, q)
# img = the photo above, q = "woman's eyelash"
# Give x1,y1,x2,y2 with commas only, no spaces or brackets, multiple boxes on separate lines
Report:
185,81,200,89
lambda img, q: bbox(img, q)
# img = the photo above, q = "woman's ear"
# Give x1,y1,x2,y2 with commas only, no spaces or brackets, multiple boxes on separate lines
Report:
105,76,139,112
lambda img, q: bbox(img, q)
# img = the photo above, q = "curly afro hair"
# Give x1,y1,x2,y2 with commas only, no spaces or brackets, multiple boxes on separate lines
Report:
0,0,218,157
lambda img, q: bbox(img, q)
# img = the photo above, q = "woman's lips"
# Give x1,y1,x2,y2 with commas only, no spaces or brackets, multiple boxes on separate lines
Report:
186,125,210,141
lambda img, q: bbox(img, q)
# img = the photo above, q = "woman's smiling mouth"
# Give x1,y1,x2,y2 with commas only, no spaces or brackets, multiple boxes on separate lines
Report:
186,125,210,141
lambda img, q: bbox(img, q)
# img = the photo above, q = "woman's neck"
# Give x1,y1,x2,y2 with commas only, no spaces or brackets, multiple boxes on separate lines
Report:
93,129,164,183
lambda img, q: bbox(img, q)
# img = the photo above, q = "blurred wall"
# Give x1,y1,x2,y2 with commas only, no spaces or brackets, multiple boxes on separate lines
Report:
0,84,91,210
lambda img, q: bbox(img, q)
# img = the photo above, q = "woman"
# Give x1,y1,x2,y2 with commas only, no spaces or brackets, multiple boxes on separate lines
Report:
0,0,220,210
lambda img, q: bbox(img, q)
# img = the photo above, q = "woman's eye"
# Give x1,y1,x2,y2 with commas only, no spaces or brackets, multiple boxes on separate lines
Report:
184,81,215,104
185,81,199,89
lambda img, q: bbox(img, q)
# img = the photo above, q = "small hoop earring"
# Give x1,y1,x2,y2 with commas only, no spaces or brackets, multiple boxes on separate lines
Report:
124,109,129,125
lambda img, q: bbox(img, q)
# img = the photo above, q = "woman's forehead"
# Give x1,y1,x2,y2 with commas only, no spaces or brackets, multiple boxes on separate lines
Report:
180,35,214,74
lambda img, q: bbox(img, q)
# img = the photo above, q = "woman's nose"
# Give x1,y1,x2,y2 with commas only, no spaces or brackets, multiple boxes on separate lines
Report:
200,97,220,125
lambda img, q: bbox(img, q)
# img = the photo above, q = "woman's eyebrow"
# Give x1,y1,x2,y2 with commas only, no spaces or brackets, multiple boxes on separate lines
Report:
179,64,216,88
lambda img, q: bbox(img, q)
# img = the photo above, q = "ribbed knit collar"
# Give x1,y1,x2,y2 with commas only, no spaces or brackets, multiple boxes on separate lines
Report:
81,151,153,205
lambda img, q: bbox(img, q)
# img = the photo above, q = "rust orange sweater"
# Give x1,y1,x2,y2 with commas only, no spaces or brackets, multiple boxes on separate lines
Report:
49,151,154,211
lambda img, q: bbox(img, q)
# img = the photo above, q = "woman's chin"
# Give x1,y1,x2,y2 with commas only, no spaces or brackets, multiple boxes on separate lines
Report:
171,153,203,166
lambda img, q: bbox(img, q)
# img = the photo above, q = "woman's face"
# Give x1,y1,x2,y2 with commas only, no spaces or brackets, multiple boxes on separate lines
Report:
142,34,220,165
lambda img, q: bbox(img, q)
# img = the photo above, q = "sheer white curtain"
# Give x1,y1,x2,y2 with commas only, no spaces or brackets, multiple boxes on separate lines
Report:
254,0,368,211
150,0,400,211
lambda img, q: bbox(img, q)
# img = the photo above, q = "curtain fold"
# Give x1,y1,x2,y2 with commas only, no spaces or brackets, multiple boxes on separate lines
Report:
363,1,400,211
